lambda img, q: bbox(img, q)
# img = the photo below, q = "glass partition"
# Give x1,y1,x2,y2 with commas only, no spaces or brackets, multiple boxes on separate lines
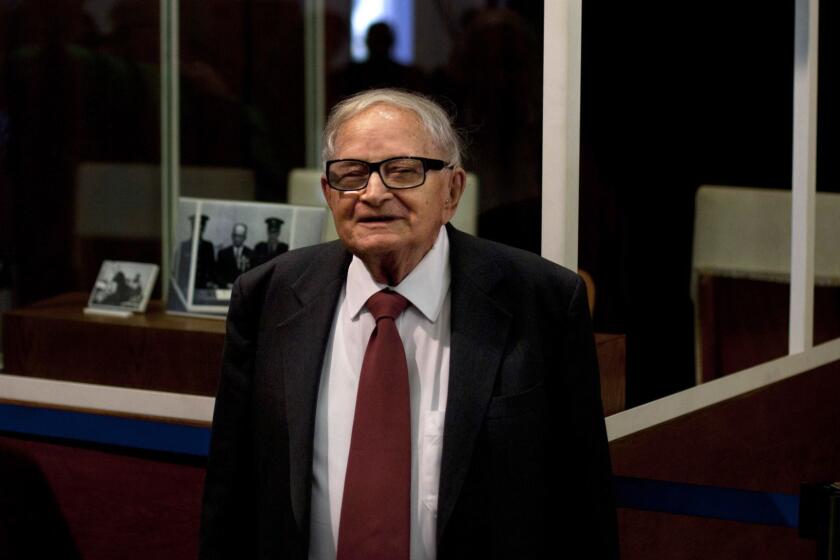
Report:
332,1,544,252
0,0,161,310
815,0,840,345
178,0,305,203
2,0,818,414
175,0,544,253
579,3,794,407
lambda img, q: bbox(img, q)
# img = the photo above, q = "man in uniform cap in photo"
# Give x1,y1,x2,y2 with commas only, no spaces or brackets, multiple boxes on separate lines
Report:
252,217,289,266
176,213,216,291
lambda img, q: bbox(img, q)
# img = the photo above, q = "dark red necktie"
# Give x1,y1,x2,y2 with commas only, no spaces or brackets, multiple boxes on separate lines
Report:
337,290,411,560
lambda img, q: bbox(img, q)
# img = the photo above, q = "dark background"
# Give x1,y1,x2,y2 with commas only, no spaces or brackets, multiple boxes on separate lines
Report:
579,1,839,405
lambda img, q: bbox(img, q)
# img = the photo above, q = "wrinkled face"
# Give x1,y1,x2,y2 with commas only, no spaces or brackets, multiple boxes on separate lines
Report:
321,105,464,271
231,225,247,247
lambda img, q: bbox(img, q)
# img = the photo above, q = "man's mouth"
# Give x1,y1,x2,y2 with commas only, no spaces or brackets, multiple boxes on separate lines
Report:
358,216,397,223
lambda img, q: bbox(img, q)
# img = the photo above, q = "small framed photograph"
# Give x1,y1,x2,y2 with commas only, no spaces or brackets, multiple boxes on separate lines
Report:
87,261,159,315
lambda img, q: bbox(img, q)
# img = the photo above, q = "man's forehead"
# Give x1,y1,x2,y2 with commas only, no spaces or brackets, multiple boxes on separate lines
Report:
336,104,432,147
357,102,417,121
365,103,414,120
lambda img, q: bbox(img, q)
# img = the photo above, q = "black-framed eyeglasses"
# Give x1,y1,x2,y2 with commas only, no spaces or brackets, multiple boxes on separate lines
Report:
325,156,454,191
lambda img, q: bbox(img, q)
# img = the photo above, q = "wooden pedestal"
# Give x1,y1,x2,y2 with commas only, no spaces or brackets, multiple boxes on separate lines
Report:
2,292,224,396
2,292,625,412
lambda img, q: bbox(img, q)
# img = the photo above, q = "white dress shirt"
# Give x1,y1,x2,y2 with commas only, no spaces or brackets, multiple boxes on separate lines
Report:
309,226,451,560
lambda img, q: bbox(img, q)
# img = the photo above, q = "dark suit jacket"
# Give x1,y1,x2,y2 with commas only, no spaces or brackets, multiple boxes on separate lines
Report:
216,245,254,288
200,226,618,559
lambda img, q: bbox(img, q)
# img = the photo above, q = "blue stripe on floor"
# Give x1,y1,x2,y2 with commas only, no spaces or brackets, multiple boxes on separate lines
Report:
0,403,801,527
615,475,800,528
0,403,211,456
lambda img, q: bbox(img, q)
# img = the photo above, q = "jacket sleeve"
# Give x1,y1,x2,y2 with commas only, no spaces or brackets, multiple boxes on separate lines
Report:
560,274,619,558
199,278,259,559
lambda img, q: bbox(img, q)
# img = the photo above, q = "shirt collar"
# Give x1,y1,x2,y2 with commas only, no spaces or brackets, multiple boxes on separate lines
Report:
346,226,450,322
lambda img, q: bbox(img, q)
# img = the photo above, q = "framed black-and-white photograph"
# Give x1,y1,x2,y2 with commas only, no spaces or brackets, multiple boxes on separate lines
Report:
86,260,159,316
167,197,328,318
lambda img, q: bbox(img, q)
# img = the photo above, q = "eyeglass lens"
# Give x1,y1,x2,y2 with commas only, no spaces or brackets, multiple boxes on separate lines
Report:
329,158,426,190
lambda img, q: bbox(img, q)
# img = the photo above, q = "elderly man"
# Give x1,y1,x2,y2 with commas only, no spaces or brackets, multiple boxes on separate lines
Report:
200,89,618,559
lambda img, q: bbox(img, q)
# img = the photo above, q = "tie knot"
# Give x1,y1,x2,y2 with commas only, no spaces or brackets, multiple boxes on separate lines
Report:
366,290,410,321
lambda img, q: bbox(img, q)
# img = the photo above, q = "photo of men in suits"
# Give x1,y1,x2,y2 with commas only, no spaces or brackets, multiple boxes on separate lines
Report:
216,223,253,288
201,89,618,559
252,217,289,266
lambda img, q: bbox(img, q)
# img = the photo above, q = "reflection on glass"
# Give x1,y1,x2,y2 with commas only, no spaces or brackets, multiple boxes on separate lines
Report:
350,0,414,64
692,187,791,380
179,2,544,253
329,5,544,252
0,0,160,308
179,0,305,202
814,193,840,346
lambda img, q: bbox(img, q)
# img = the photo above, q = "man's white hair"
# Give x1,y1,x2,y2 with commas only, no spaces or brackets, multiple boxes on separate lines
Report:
321,88,463,168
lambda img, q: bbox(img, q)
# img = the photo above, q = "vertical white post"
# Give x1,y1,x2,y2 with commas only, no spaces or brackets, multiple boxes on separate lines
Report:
304,0,326,169
790,0,818,353
160,0,180,299
541,0,582,270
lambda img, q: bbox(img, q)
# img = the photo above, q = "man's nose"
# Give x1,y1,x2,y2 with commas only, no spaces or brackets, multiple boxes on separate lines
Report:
359,170,392,205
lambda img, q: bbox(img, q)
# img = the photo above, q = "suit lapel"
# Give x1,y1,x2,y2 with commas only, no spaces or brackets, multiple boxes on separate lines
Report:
437,227,511,541
274,242,351,534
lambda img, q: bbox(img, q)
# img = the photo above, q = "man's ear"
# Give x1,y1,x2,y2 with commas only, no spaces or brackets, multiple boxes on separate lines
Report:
321,175,335,212
443,168,466,221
